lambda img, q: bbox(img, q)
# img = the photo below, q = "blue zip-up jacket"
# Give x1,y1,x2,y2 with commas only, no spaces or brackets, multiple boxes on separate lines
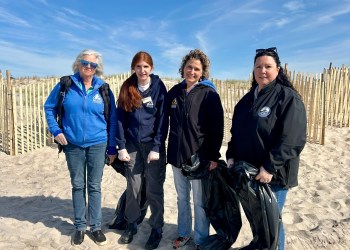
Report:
44,73,117,153
116,73,168,153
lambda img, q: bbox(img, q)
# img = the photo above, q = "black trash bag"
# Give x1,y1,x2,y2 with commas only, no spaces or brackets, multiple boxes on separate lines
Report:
108,182,148,230
201,160,242,250
107,157,148,230
109,157,128,177
201,235,232,250
181,154,210,180
228,161,280,250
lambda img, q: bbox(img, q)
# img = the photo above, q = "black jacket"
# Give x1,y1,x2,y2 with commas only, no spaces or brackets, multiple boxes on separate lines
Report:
167,80,224,168
226,81,307,188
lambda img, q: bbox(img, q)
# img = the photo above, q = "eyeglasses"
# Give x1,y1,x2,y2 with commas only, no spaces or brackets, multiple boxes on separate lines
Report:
255,47,278,54
80,59,98,69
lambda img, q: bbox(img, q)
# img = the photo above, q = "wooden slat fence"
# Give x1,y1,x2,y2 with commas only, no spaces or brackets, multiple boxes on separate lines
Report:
0,65,349,155
0,72,132,155
214,79,250,145
325,65,350,128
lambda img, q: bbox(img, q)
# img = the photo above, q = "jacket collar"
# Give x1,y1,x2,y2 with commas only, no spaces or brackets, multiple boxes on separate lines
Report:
180,78,217,92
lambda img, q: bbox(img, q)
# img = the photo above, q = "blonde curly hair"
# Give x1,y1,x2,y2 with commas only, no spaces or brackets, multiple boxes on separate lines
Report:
179,49,210,80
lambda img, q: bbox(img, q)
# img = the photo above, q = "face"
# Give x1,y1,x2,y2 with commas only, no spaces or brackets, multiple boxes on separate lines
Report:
184,58,203,86
79,54,98,79
253,55,280,89
134,60,152,85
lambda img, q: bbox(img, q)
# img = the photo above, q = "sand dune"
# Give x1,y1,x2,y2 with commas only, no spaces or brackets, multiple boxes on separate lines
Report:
0,127,349,249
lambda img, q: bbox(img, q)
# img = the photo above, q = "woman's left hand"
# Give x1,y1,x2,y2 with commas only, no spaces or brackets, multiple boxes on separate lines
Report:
209,161,218,171
255,166,273,183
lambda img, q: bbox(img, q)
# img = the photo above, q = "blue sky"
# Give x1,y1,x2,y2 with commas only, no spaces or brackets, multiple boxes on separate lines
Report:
0,0,349,80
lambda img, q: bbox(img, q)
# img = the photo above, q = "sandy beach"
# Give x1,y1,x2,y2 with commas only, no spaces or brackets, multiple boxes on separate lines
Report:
0,127,349,250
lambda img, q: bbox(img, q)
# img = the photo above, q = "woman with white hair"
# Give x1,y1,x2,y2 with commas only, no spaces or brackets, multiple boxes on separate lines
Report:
44,49,117,246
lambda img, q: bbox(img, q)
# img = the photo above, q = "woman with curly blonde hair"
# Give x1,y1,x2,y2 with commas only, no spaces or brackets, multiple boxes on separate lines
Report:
167,49,224,249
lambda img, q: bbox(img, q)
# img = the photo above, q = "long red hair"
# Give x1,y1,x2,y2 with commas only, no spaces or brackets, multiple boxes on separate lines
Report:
118,51,154,112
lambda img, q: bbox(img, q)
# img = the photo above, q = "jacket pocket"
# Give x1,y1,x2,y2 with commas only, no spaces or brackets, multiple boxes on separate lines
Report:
275,158,299,188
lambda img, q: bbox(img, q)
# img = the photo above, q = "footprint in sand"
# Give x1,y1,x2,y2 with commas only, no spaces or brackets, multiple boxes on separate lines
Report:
329,201,341,210
283,212,303,225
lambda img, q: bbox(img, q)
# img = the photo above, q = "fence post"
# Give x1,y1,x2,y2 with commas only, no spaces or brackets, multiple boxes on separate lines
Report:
320,69,326,145
6,70,15,155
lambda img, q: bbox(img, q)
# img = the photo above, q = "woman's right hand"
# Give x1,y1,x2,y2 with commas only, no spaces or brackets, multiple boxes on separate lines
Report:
54,133,68,145
118,149,130,161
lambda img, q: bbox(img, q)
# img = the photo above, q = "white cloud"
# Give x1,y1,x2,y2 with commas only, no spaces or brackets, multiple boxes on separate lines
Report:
284,1,305,11
36,0,48,6
195,32,209,54
0,40,71,76
259,17,292,31
0,7,30,27
54,9,103,31
317,5,350,24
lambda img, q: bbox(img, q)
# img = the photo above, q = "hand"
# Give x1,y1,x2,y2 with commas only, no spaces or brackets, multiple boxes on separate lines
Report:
209,161,218,171
54,133,68,145
106,154,117,165
255,166,273,183
147,151,159,163
227,158,234,168
118,149,130,162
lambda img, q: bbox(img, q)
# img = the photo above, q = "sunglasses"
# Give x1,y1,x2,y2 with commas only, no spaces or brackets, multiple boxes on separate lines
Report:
255,47,278,54
80,59,98,69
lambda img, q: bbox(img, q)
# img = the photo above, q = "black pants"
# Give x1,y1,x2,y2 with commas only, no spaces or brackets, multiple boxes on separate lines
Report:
125,141,166,229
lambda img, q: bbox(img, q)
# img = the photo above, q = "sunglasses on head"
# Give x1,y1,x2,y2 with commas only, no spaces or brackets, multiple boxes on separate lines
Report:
80,59,98,69
255,47,278,54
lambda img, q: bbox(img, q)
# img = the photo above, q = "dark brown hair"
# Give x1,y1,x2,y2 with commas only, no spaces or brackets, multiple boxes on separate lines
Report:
251,49,297,92
118,51,154,112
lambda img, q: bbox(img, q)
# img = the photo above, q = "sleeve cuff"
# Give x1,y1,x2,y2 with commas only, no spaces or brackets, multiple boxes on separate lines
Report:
151,145,160,153
53,129,62,137
263,162,277,174
107,146,117,155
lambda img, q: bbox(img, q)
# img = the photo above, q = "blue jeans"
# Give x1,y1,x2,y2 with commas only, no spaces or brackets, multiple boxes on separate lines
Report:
172,166,209,246
270,185,288,250
64,141,107,232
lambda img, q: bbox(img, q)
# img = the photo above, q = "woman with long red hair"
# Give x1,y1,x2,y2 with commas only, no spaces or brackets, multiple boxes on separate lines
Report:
116,51,168,250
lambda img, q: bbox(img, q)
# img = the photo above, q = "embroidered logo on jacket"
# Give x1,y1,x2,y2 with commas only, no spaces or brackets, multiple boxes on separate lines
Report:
93,93,103,104
258,106,271,117
171,99,177,108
